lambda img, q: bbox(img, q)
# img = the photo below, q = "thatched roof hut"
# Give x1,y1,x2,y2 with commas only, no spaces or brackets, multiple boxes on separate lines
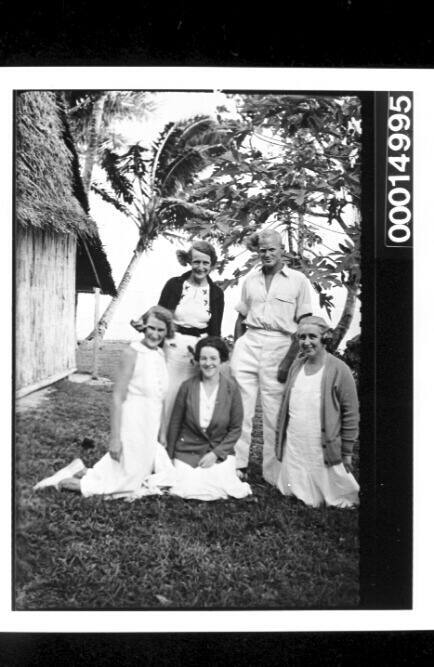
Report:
16,91,116,295
15,91,116,397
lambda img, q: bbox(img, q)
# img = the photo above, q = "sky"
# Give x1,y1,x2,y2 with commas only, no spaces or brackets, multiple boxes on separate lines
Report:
76,91,361,347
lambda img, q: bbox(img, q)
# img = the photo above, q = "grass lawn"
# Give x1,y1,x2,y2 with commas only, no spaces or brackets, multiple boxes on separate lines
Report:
14,341,359,610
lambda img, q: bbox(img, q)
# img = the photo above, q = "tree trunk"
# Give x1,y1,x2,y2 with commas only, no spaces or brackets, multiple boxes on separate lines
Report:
331,282,359,351
82,94,106,194
286,217,294,254
297,212,304,256
83,239,147,341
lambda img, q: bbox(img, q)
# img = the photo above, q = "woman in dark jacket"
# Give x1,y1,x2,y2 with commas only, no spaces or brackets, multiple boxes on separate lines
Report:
165,336,252,501
156,240,225,426
158,240,224,337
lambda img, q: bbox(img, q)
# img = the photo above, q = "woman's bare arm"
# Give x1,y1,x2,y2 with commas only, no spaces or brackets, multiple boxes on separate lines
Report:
109,346,137,461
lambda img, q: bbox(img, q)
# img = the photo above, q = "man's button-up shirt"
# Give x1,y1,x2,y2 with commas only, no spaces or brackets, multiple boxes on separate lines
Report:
236,264,312,335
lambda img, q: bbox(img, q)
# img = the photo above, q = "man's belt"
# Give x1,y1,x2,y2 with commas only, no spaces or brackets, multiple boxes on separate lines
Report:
247,325,293,335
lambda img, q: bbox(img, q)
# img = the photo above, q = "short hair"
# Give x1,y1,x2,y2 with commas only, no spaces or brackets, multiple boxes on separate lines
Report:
246,230,283,252
258,230,283,246
194,336,229,362
297,315,333,343
176,240,218,267
130,305,175,339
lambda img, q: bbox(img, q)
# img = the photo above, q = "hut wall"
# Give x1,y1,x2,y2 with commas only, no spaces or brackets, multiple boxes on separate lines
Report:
16,226,77,394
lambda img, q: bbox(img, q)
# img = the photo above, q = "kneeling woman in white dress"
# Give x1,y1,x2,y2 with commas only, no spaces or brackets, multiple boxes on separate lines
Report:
163,336,252,501
34,306,174,497
275,316,360,508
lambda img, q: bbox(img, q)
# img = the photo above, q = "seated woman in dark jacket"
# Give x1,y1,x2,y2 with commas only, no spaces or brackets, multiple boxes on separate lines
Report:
165,336,252,501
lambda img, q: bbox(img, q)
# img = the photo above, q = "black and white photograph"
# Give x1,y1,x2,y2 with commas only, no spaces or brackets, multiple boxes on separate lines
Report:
1,68,431,633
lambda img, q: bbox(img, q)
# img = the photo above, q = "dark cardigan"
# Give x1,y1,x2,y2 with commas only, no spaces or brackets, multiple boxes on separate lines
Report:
158,271,224,336
166,373,243,468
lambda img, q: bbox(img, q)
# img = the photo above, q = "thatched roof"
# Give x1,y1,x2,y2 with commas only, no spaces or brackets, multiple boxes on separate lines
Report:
16,91,92,236
76,234,117,296
16,91,116,296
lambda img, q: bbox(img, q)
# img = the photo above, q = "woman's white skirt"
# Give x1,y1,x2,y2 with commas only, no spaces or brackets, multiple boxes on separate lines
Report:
135,445,252,502
80,394,161,498
277,454,360,508
168,455,252,501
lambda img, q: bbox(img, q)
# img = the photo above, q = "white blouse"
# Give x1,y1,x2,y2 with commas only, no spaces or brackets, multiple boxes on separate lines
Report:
199,381,219,429
174,281,211,329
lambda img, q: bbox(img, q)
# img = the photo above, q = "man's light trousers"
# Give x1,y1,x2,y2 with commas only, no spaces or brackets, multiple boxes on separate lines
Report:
230,328,292,485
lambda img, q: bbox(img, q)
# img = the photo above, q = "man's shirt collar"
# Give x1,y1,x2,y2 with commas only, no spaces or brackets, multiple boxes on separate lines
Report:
257,263,290,277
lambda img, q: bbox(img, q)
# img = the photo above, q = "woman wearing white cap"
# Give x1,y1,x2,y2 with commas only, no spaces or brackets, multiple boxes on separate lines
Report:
275,316,360,508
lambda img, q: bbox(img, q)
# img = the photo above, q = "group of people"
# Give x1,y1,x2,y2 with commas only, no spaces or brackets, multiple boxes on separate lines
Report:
35,230,360,509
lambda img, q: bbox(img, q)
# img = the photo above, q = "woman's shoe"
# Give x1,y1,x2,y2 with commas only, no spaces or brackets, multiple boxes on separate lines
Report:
33,458,85,490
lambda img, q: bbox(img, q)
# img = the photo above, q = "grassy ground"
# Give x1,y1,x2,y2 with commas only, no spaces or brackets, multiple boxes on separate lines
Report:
14,341,359,610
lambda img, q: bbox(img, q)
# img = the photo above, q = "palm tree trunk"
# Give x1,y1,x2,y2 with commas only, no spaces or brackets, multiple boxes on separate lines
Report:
82,94,106,194
331,282,359,351
83,239,147,341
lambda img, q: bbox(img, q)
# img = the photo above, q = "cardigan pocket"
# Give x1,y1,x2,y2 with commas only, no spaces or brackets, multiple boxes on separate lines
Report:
324,436,343,465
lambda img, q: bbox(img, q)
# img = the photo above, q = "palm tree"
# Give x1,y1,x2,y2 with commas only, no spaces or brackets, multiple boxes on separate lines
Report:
65,90,156,195
84,115,235,340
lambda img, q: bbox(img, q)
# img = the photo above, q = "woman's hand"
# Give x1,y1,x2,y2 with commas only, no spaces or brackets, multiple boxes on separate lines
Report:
342,455,353,473
198,451,217,468
109,439,122,462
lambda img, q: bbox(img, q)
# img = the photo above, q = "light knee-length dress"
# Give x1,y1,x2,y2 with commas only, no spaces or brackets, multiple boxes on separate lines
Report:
80,341,168,497
276,366,359,508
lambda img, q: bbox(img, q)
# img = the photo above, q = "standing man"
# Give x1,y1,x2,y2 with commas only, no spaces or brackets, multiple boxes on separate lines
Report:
231,230,312,485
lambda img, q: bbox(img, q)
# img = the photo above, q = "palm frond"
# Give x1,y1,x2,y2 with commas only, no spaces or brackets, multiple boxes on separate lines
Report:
179,122,237,149
176,117,220,146
161,144,226,196
65,91,157,153
159,148,207,195
100,149,134,204
102,91,157,125
158,197,216,228
150,115,219,189
148,122,184,191
91,184,135,219
153,118,237,195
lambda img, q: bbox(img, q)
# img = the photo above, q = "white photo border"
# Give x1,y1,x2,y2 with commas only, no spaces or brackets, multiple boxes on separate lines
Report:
2,67,433,632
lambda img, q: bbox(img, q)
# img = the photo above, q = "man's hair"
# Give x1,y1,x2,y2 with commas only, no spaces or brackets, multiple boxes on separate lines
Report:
257,230,283,246
246,230,283,252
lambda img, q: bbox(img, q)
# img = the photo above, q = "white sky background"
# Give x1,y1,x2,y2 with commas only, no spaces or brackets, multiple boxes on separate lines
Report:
76,91,361,345
1,68,433,633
